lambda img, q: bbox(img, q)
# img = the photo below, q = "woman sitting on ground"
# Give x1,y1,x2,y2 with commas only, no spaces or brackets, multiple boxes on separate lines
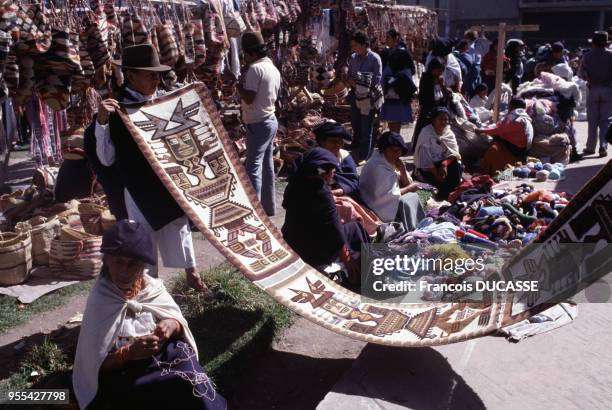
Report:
282,148,369,284
477,98,534,175
359,132,425,232
73,220,226,410
313,120,360,200
314,120,381,235
414,107,463,200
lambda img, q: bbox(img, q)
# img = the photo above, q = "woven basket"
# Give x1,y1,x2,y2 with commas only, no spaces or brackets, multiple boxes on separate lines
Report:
50,228,102,280
322,104,351,124
100,210,116,232
0,190,24,212
78,203,107,235
15,216,61,267
0,231,32,286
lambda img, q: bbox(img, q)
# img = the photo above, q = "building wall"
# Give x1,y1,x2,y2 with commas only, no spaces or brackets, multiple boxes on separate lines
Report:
396,0,611,46
397,0,519,37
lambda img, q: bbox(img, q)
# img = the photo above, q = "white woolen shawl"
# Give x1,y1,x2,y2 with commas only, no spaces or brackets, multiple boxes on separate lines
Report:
73,274,197,409
359,151,401,222
414,124,461,170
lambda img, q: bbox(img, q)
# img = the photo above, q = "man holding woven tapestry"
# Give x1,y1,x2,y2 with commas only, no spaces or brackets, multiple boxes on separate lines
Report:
90,44,210,293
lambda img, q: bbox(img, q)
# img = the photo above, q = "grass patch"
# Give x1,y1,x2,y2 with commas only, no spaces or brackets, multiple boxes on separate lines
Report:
171,263,293,395
0,280,93,334
0,337,71,402
0,264,293,403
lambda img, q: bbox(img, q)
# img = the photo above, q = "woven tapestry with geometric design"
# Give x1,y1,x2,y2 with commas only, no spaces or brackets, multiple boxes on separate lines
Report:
118,83,612,347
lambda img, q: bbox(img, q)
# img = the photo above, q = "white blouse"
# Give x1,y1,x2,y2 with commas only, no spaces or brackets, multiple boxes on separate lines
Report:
113,309,158,350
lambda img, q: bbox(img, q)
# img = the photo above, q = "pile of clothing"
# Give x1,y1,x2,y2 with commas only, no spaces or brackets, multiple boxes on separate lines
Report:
389,177,570,249
514,72,579,164
379,176,571,301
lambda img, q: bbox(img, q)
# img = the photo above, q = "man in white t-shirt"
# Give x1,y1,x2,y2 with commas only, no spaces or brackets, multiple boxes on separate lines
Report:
238,31,281,216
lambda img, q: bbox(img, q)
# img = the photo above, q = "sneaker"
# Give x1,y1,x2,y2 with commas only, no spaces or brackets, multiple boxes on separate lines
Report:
582,148,596,155
599,147,608,157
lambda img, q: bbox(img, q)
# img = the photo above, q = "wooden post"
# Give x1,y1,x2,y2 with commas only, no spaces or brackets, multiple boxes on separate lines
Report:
493,23,506,123
468,24,540,122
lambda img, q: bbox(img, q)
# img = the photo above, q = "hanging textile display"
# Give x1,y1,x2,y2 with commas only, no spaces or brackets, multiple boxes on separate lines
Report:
358,3,437,68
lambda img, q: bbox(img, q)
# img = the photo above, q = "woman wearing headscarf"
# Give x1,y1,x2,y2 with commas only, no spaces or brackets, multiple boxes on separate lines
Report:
312,121,360,200
360,132,425,232
282,148,369,284
73,220,226,410
414,107,463,200
413,58,449,148
314,121,382,236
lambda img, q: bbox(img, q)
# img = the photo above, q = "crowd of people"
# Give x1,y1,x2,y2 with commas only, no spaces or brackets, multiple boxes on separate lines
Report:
278,28,612,284
65,24,612,409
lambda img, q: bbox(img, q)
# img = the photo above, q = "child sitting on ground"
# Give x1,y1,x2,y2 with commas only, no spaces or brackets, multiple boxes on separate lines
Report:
470,84,493,123
470,83,489,109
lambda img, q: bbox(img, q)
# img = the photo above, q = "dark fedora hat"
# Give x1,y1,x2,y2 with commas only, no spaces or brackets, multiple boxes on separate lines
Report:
112,44,171,72
590,31,610,46
241,31,265,51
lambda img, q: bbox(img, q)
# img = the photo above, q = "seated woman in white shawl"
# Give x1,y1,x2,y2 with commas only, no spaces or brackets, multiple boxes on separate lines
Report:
359,132,425,232
414,107,463,200
73,220,226,410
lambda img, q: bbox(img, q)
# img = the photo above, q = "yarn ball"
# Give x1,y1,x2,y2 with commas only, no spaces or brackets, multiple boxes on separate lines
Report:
534,162,543,171
543,163,554,171
553,162,565,170
529,168,537,178
548,169,561,180
536,170,549,182
518,167,530,178
527,162,536,169
513,167,522,176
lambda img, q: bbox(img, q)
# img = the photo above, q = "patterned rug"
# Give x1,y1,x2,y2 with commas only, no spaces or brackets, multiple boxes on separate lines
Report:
118,83,612,347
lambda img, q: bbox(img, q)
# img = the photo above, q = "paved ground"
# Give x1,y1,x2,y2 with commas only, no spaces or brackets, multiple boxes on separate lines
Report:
318,121,612,410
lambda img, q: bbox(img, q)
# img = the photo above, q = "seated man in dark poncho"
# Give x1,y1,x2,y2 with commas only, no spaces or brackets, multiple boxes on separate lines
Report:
282,148,369,285
313,120,361,201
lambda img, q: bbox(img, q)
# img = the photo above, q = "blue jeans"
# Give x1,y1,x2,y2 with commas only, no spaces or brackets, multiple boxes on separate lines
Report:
245,116,278,216
349,98,375,162
586,86,612,151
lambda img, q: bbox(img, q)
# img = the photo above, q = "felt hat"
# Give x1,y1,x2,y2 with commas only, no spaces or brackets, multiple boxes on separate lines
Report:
377,131,409,156
551,41,565,52
428,106,451,121
101,220,156,265
590,31,609,46
313,121,352,143
112,44,171,72
241,31,265,51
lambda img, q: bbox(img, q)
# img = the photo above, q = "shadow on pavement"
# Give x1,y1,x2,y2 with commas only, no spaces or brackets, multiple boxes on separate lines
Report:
324,343,485,410
553,161,609,195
